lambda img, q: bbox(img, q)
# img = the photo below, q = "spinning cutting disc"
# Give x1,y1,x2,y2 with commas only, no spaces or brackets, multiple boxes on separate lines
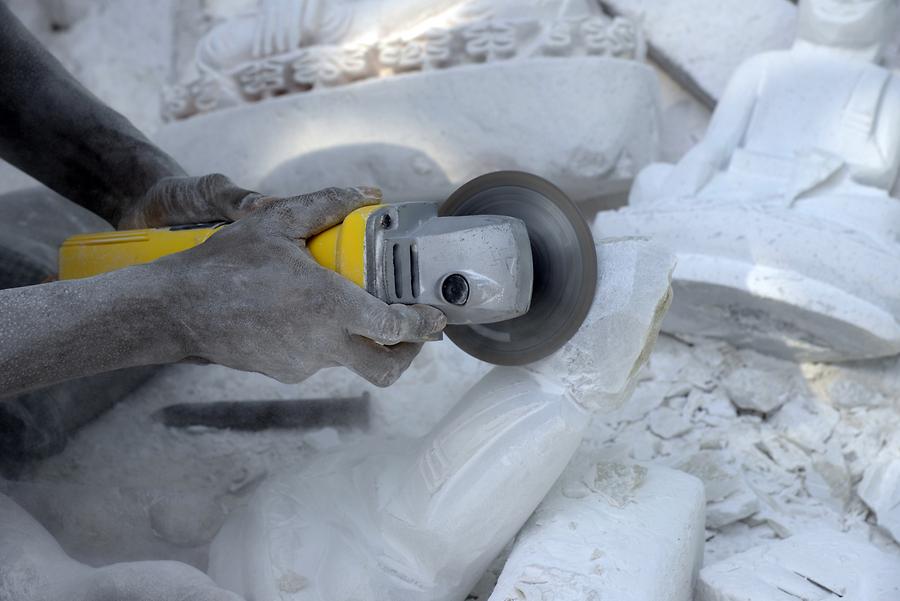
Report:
439,172,597,365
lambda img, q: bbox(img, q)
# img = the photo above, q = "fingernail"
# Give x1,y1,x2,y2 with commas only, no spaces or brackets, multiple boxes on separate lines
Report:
426,311,447,338
354,186,383,201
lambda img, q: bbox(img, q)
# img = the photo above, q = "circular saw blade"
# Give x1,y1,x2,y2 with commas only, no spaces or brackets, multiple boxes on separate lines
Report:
439,171,597,365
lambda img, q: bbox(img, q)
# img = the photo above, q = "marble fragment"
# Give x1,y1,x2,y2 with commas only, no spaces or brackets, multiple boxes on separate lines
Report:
805,440,851,511
488,463,705,601
770,397,840,454
677,449,759,529
648,406,692,439
609,380,668,423
720,349,805,414
676,450,742,503
755,434,809,473
858,452,900,545
706,487,759,529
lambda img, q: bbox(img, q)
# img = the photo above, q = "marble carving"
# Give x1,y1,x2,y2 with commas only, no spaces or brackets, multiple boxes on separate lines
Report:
206,239,675,601
596,0,900,361
155,0,660,204
166,0,645,120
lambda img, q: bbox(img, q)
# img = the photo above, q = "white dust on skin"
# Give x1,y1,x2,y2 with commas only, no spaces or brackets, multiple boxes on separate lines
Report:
5,340,491,570
7,330,900,590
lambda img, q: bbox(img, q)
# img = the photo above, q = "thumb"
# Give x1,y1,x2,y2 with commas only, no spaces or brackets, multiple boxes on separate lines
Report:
267,186,382,239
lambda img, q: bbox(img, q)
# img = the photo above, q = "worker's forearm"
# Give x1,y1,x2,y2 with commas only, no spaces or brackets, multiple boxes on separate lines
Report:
0,3,185,226
0,265,186,396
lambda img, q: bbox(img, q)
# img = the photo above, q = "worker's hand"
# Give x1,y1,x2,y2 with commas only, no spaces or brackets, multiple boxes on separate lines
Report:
118,173,266,229
159,186,446,386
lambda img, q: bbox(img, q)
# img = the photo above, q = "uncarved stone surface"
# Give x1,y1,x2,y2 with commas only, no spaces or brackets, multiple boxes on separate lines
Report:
697,530,900,601
488,462,705,601
600,0,796,106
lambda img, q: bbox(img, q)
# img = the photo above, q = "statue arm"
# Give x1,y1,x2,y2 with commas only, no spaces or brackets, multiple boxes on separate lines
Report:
0,3,186,226
872,75,900,193
663,55,768,197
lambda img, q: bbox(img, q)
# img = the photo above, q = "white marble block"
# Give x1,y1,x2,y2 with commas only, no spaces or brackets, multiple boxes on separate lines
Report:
697,530,900,601
487,462,706,601
206,239,676,601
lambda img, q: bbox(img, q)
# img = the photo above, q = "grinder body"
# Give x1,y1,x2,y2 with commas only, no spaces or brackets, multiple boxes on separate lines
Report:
59,203,534,326
58,172,597,365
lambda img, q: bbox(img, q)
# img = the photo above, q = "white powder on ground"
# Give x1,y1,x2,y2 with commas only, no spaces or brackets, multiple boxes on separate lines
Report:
9,333,900,583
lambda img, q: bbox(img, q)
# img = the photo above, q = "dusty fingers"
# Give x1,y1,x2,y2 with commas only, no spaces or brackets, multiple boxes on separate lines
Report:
324,270,446,344
122,173,258,229
325,272,446,386
264,186,382,239
342,338,425,387
348,303,446,346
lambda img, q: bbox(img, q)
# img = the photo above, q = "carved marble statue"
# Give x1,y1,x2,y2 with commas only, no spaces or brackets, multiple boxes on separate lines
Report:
156,0,659,206
172,0,642,116
597,0,900,361
205,239,674,601
197,0,463,74
0,239,673,600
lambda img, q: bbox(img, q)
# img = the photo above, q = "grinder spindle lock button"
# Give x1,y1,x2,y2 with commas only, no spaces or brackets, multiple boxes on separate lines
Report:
441,273,469,305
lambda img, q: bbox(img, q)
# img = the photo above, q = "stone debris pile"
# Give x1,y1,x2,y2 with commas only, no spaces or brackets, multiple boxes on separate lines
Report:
581,334,900,572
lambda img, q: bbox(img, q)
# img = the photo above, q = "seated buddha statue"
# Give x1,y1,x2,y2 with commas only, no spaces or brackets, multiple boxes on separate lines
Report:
598,0,900,361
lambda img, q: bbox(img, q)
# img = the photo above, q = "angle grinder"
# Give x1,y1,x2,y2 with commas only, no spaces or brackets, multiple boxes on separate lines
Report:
59,171,597,365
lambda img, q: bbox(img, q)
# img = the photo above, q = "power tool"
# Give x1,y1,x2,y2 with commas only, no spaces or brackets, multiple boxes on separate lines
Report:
59,171,597,365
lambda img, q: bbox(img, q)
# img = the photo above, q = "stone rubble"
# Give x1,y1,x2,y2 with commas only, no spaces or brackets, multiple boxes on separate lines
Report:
859,451,900,545
583,333,900,571
9,332,900,600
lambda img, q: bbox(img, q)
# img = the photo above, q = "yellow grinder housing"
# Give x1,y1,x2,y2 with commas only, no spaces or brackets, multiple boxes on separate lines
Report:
57,201,534,327
59,206,378,288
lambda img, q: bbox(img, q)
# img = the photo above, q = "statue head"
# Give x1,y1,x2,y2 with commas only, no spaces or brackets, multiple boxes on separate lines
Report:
797,0,900,61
